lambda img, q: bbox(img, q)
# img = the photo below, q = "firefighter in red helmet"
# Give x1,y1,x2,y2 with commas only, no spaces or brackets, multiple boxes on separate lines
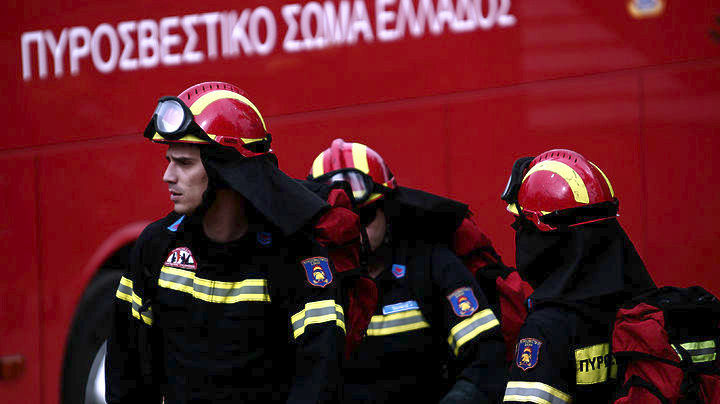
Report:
500,149,656,404
307,139,507,404
106,82,353,403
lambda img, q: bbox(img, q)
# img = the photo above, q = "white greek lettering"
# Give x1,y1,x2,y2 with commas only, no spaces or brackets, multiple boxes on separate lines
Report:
282,4,302,52
44,29,68,77
348,0,374,43
181,15,203,64
201,12,221,59
118,21,138,71
137,19,160,68
249,7,276,56
475,0,497,30
69,26,91,76
497,0,516,27
376,0,401,42
91,23,120,73
301,2,326,49
324,1,352,44
230,9,253,55
451,0,477,33
21,31,46,80
435,0,456,35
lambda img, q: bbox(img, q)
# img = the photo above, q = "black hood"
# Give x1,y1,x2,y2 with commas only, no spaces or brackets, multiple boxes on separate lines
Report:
383,186,469,243
196,145,328,236
516,218,656,310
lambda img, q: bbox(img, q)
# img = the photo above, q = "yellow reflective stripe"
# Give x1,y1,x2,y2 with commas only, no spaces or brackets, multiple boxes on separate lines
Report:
291,300,345,339
672,340,717,363
312,151,326,178
365,193,384,204
523,161,589,204
447,308,500,356
588,161,615,198
158,266,271,304
351,143,370,174
504,381,572,404
116,276,153,325
574,343,616,385
366,309,430,336
189,90,267,131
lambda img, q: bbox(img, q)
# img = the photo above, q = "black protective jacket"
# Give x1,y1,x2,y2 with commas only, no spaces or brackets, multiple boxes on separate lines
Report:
106,212,345,403
342,239,505,404
503,219,656,404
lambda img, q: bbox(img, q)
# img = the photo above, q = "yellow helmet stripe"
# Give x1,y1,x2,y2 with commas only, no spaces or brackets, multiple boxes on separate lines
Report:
589,161,615,198
152,132,216,143
189,90,267,131
312,152,326,178
523,160,589,204
351,143,370,174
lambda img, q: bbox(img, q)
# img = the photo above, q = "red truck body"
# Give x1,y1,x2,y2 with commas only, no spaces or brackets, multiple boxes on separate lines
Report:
2,0,719,402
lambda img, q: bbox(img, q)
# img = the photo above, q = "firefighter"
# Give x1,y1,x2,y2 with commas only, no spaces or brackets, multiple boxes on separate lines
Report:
499,149,656,404
307,139,506,404
105,82,350,403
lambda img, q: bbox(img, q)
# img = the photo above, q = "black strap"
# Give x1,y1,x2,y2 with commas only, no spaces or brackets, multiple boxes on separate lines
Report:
617,375,671,404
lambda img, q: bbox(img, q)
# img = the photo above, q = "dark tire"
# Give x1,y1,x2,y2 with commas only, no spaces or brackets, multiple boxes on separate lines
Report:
61,270,122,404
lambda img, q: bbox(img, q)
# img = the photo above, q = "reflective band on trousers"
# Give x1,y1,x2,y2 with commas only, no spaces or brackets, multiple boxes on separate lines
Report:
504,381,572,404
116,276,153,325
672,340,717,363
366,309,430,336
158,266,271,304
448,308,499,356
291,300,345,339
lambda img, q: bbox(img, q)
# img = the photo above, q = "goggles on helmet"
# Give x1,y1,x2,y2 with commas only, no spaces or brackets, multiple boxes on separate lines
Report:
143,96,211,142
311,168,386,206
142,96,272,155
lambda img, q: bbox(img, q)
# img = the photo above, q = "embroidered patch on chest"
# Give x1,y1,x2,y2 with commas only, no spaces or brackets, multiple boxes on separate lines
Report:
516,338,542,371
164,247,197,270
446,287,479,317
382,300,419,315
256,231,272,246
301,257,333,287
391,264,406,278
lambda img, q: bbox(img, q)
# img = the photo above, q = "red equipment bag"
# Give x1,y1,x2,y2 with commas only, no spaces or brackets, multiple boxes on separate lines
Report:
612,286,720,404
453,215,534,361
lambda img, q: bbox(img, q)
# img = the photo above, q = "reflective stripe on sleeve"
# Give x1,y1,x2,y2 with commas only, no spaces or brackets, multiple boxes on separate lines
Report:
115,276,153,326
504,381,572,404
366,309,430,336
672,340,717,363
291,300,346,339
158,266,271,304
447,308,499,355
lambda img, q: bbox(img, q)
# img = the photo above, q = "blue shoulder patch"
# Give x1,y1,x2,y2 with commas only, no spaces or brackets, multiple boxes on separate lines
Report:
257,231,272,246
446,287,479,317
167,215,185,232
391,264,406,278
516,338,542,371
301,257,333,288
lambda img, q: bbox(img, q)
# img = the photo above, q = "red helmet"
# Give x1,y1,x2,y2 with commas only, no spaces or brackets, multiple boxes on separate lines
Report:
143,81,271,158
502,149,618,231
308,139,397,206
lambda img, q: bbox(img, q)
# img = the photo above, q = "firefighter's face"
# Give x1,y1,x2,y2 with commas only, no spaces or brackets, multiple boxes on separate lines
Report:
365,207,386,252
163,143,208,215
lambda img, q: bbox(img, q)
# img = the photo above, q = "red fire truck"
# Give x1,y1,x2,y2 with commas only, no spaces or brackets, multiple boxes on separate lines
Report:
3,0,719,402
